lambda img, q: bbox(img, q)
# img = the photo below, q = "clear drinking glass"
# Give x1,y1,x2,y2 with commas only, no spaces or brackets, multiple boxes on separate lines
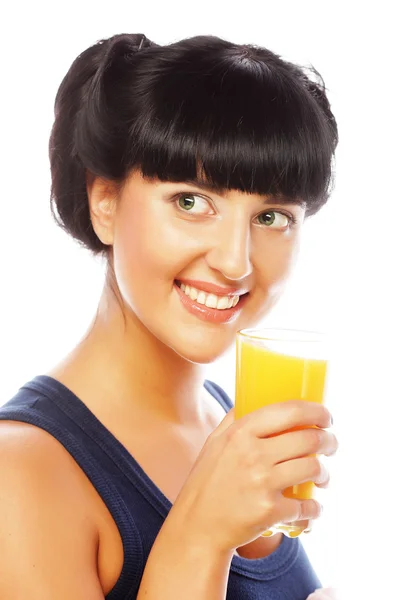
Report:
235,328,329,538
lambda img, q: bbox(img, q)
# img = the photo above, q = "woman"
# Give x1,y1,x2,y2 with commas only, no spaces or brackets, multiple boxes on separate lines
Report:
0,33,339,599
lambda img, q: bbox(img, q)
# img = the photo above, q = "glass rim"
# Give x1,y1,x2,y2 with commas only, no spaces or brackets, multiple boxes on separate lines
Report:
237,327,326,343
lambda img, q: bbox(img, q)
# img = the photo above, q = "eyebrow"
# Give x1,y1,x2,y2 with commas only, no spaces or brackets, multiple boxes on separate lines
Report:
182,179,306,208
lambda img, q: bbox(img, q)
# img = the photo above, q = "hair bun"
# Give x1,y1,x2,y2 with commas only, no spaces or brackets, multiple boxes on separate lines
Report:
100,33,157,56
136,34,155,50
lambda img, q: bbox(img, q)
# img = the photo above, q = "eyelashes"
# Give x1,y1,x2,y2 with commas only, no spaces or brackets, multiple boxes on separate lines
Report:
173,192,299,231
175,193,213,215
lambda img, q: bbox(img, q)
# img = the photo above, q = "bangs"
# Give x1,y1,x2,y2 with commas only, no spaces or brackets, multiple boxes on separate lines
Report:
51,33,339,253
124,49,337,216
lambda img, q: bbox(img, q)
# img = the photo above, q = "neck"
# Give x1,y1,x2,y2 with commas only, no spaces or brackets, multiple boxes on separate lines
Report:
51,280,207,425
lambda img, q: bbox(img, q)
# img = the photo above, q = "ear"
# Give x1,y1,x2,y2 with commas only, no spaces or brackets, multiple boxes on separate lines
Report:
86,172,118,246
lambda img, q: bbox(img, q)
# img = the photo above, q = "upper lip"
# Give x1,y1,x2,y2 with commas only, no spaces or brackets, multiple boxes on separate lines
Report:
176,279,249,297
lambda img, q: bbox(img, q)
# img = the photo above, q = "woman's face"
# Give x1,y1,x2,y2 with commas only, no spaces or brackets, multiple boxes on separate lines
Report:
92,170,306,363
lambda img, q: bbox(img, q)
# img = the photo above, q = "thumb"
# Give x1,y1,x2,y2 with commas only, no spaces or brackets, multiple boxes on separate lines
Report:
212,407,236,437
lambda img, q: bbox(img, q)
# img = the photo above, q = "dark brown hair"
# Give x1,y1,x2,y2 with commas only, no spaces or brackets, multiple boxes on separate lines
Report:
49,33,338,255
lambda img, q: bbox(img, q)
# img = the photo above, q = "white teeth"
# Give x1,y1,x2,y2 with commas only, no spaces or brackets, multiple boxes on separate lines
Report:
197,291,206,305
205,294,218,308
216,296,230,310
178,282,242,311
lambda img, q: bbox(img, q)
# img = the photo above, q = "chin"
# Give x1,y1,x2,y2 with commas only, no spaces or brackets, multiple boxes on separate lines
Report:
169,333,234,365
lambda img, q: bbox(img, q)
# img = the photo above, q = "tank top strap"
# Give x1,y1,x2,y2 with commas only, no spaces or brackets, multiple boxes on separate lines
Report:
0,387,143,600
204,379,234,412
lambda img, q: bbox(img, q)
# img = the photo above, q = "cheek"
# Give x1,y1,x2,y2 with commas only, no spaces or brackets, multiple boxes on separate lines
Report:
249,235,302,321
255,235,301,290
112,203,205,297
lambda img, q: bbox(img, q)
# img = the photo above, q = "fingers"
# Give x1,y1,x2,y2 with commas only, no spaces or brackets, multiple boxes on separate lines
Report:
211,408,235,437
288,518,312,533
281,518,312,533
265,428,338,464
275,497,322,524
295,498,322,521
274,456,330,489
241,401,332,438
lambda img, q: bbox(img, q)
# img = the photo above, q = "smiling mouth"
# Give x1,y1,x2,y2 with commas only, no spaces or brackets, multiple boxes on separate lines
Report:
174,280,249,311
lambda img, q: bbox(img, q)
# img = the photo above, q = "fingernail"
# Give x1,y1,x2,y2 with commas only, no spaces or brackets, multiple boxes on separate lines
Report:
330,414,334,426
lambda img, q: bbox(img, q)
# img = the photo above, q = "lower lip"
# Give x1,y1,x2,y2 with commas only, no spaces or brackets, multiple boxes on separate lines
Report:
174,281,248,324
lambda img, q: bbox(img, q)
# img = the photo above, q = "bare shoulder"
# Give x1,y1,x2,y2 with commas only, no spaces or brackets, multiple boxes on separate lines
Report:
0,421,104,599
0,419,97,504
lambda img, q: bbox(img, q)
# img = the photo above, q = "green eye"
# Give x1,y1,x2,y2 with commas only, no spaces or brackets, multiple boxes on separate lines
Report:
178,195,196,211
257,211,290,228
175,193,212,215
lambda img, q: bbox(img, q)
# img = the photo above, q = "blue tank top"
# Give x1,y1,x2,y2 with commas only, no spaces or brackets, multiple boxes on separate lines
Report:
0,375,321,599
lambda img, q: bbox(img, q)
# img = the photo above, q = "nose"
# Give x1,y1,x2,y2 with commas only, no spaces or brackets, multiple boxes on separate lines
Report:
205,218,253,282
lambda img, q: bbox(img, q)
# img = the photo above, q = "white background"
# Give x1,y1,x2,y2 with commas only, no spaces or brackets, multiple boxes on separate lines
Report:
1,2,399,598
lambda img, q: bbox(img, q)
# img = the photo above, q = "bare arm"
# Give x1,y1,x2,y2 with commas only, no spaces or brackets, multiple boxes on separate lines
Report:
137,401,336,599
0,421,232,600
137,503,234,599
1,398,335,600
0,422,105,600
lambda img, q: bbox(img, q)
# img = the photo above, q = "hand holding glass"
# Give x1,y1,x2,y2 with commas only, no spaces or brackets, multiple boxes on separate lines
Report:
235,328,329,538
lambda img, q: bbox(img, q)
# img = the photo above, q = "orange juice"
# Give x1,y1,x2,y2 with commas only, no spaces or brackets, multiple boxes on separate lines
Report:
235,329,328,537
